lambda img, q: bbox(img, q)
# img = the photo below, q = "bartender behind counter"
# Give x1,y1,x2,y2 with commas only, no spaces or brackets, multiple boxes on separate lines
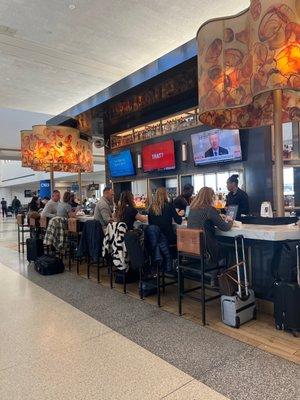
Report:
226,174,249,220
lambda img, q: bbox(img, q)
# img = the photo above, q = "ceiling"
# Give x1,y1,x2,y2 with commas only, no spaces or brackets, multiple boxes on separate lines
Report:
0,0,250,116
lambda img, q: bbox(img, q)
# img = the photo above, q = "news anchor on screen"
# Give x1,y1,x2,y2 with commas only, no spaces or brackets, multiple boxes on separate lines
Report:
205,132,228,158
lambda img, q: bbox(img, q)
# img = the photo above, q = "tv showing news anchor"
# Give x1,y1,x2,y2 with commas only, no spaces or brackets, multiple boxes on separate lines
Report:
191,129,242,166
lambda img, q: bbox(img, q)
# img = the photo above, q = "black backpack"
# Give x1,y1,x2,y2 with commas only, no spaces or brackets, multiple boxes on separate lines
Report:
34,255,64,275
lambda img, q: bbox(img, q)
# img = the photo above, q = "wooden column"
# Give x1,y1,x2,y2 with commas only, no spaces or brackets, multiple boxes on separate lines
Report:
50,165,55,192
273,89,284,217
78,171,82,204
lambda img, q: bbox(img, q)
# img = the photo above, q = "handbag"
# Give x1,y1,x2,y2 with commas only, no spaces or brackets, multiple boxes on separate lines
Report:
218,265,243,296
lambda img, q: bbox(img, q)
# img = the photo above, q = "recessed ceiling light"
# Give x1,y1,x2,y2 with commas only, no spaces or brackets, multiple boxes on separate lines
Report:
69,4,76,10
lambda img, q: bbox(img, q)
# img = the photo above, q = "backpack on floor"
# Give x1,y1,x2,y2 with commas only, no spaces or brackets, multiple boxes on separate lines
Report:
34,255,64,275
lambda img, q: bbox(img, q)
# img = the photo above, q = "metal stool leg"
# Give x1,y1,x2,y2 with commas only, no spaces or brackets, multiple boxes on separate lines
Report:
201,255,206,326
109,262,113,289
97,256,100,283
178,263,183,315
123,269,126,294
87,255,90,279
157,262,161,307
17,225,21,253
139,265,143,300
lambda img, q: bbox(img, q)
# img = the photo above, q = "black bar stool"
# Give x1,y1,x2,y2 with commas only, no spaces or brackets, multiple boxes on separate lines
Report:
177,228,221,326
17,214,30,253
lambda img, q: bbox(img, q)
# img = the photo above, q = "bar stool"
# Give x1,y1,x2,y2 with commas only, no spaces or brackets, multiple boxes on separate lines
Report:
29,216,40,238
177,228,221,326
67,217,82,272
17,214,30,253
40,216,50,253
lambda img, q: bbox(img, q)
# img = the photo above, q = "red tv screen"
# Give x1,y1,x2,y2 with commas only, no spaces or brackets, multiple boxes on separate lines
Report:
142,139,175,172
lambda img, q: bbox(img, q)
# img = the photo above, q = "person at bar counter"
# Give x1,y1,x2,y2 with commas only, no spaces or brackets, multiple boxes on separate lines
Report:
187,187,233,280
148,187,184,246
57,191,76,218
69,193,79,208
94,187,114,229
41,190,60,219
115,190,147,230
173,184,194,213
226,174,249,220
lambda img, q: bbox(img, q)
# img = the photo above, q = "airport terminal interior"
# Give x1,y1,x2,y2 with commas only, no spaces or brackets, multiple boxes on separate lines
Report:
0,1,299,399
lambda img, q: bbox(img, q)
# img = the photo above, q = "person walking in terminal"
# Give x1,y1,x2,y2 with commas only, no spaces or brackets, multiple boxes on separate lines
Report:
41,190,61,219
226,174,249,220
11,196,21,217
205,131,228,158
115,190,147,230
148,187,183,246
1,198,8,218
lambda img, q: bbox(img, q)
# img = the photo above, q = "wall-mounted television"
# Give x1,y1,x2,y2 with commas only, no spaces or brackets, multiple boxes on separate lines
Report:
142,139,176,172
107,149,135,178
191,129,242,166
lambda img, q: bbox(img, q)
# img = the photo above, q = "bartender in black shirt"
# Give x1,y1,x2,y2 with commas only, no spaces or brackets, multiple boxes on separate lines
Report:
226,174,249,219
173,184,194,213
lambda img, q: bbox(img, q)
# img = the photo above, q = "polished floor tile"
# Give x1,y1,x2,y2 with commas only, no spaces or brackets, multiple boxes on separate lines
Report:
0,264,111,370
0,262,228,400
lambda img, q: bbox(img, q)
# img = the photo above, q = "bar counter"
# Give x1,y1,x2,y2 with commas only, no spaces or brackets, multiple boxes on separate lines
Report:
215,223,300,301
216,223,300,241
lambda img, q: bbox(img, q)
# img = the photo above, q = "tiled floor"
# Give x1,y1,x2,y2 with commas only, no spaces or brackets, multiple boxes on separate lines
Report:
1,218,299,399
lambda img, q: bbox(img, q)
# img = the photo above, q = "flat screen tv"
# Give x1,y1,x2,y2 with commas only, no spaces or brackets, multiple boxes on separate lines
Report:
107,149,135,178
191,129,242,166
142,139,175,172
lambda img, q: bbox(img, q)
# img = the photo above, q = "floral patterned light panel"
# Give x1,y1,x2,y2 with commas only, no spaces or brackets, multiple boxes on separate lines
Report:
197,0,300,129
21,126,93,173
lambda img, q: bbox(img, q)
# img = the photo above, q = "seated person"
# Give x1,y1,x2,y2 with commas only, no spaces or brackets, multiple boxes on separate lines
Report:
41,190,60,219
28,196,40,213
115,190,147,230
69,193,79,208
187,186,233,265
148,187,183,246
57,191,76,218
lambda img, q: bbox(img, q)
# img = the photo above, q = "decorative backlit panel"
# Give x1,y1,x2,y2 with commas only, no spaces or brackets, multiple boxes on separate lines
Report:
197,0,300,128
20,130,34,168
21,126,93,173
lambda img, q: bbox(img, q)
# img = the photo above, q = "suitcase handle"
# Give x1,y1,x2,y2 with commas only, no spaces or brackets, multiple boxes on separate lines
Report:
234,235,249,297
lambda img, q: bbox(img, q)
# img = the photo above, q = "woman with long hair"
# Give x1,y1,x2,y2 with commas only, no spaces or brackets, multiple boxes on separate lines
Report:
115,190,147,230
148,187,183,245
28,196,40,212
188,186,232,265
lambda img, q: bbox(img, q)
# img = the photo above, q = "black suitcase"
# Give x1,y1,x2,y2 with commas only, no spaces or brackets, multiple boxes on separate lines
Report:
34,255,65,275
273,244,300,336
26,238,44,262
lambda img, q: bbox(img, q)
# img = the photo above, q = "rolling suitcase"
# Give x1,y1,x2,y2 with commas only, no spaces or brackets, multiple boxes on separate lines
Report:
26,238,44,262
220,235,256,328
34,255,64,275
273,244,300,336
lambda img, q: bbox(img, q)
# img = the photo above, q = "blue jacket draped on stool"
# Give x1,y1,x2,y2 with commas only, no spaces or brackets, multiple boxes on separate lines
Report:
145,225,172,272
